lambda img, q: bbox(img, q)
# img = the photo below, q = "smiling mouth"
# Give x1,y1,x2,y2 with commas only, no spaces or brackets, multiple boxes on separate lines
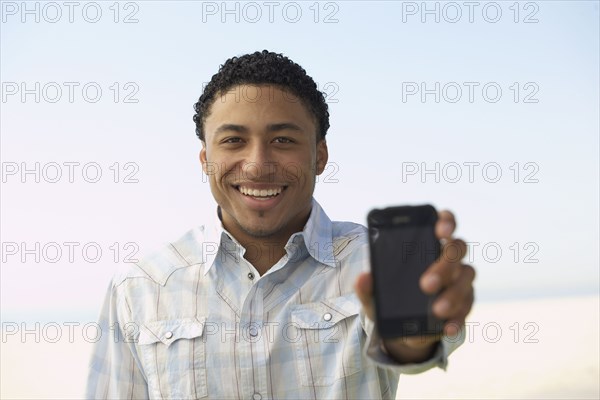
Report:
234,185,288,200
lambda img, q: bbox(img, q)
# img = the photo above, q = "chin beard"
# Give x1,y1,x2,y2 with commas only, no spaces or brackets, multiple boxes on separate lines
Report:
236,213,282,239
238,224,280,239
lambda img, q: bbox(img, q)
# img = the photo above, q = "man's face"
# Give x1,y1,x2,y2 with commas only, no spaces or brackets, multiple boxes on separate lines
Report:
200,84,328,242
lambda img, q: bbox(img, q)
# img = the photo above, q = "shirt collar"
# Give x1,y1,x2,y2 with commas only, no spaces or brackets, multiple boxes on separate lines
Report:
201,206,227,275
202,197,336,275
301,198,336,268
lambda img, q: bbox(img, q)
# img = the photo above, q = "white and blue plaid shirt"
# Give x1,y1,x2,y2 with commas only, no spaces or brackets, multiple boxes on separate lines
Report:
86,199,463,399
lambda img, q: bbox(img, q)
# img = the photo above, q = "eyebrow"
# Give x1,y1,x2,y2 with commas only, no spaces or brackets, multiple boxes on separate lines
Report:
214,122,304,136
267,123,303,133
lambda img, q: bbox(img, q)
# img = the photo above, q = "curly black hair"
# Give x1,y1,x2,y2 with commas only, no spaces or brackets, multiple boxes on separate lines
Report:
193,50,330,142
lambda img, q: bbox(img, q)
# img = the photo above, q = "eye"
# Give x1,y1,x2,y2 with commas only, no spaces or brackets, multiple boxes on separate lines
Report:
273,137,294,144
222,137,243,144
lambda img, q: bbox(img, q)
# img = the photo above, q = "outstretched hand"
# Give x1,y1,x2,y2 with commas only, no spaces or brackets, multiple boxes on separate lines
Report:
354,210,476,363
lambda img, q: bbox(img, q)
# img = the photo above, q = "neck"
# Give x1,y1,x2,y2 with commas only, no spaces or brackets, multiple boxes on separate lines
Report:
220,207,312,275
242,240,288,275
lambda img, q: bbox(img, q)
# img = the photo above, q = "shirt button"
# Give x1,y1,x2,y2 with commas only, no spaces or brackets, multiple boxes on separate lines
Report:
323,313,332,322
252,393,262,400
165,331,173,339
247,272,255,280
249,326,259,337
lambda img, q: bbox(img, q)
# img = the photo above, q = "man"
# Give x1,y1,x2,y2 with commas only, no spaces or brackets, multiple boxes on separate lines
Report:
86,50,475,399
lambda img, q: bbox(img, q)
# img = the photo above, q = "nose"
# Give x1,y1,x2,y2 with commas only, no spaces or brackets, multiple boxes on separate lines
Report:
242,142,274,180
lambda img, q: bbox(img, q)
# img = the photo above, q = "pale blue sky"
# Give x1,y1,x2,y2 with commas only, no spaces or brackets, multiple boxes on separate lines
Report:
1,1,598,321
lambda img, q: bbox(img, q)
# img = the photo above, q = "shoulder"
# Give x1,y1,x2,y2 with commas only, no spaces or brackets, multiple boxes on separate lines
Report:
112,226,207,287
332,220,367,239
331,220,368,261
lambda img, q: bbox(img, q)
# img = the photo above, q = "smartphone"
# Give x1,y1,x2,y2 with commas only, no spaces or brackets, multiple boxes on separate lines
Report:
367,205,444,338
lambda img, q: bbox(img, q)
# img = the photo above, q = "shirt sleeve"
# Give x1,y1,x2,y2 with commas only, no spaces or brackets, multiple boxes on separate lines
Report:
85,279,149,399
363,316,465,375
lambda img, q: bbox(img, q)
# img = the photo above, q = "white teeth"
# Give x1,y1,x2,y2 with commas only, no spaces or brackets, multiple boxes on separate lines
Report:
238,186,284,197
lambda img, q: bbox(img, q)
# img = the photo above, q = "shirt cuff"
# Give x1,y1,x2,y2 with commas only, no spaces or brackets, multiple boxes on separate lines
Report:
364,321,465,375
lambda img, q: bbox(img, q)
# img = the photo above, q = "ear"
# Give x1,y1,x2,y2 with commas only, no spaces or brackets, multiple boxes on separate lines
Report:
199,142,208,174
315,139,329,175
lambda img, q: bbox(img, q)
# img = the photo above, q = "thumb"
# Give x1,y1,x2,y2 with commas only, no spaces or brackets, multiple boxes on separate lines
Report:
354,272,376,321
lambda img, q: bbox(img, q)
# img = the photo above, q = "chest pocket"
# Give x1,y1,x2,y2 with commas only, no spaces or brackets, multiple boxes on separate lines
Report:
290,294,365,387
138,317,208,399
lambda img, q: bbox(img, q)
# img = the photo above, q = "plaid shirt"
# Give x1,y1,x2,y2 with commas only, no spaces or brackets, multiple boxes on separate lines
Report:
86,199,463,399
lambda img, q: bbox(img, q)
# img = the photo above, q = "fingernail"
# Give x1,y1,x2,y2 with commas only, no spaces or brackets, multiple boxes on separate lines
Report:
434,299,450,315
445,321,462,337
445,323,458,336
424,274,440,291
441,221,453,237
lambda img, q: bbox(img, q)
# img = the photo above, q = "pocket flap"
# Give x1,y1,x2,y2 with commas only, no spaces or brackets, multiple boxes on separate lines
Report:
291,293,361,329
138,317,206,347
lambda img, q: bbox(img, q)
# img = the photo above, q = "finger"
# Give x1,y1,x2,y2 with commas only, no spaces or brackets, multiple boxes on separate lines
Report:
443,289,475,336
435,210,456,240
354,272,375,320
444,269,475,337
354,272,373,302
432,265,476,319
444,319,466,337
385,333,442,351
445,290,475,335
420,239,467,293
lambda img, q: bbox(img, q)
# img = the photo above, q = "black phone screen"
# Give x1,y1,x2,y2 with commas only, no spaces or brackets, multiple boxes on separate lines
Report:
368,205,443,337
371,225,439,319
